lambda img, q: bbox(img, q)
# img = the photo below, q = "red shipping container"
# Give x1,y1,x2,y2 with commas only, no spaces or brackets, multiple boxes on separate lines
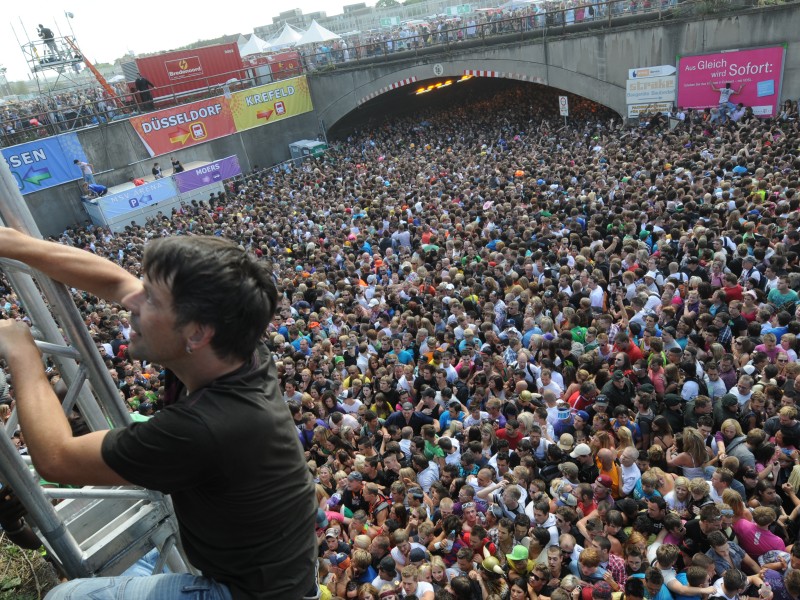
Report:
135,43,246,106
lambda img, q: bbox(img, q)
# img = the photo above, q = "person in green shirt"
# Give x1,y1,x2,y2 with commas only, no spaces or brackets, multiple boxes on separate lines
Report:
767,276,798,310
422,424,445,469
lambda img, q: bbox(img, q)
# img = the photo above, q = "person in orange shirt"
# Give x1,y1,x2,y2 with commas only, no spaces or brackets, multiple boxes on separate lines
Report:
596,449,622,500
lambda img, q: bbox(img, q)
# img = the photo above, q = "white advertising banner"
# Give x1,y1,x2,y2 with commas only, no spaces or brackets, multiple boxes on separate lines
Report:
625,76,677,104
627,102,674,118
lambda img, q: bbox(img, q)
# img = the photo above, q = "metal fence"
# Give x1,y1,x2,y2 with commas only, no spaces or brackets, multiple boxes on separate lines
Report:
0,0,746,148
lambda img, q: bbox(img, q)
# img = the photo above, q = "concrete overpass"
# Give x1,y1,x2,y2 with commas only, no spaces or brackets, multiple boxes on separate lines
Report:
10,1,800,236
309,2,800,125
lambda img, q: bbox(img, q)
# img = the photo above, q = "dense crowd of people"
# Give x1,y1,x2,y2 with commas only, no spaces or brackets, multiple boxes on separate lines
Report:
4,79,800,599
1,82,136,146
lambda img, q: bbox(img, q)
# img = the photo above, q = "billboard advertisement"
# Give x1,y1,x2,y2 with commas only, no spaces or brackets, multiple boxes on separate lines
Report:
2,133,88,195
129,97,236,156
174,155,242,193
98,178,179,220
625,76,676,105
228,76,313,132
677,45,786,117
627,102,675,119
628,65,676,79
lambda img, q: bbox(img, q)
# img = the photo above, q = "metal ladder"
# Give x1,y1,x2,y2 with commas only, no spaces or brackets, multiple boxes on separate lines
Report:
0,159,192,579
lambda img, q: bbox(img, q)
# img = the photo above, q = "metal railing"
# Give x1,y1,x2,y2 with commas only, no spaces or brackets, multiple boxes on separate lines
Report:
0,0,755,148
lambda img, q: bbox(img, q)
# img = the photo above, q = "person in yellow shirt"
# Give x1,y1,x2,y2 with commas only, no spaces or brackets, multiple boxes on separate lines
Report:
596,448,622,499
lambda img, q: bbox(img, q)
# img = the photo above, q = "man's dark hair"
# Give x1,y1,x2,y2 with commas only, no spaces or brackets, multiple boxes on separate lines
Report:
722,569,747,592
645,567,664,585
142,237,277,361
706,530,728,548
626,578,645,599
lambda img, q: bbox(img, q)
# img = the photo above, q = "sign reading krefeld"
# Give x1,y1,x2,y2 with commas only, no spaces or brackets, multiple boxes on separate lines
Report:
228,76,313,132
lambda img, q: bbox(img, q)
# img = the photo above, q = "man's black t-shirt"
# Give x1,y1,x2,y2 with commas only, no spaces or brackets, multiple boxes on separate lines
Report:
102,344,317,599
680,518,711,555
341,487,370,514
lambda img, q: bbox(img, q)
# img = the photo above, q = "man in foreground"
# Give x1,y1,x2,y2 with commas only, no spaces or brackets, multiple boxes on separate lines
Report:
0,227,317,599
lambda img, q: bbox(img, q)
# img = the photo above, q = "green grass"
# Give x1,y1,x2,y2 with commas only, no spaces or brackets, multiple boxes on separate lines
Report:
0,537,59,600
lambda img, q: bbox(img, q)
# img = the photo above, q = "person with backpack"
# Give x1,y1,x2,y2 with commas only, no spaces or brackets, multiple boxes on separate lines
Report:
680,362,708,401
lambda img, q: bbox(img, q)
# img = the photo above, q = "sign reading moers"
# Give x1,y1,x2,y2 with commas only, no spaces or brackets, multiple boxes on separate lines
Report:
165,56,204,81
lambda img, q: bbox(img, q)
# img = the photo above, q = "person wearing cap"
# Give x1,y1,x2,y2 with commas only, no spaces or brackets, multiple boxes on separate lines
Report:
331,548,378,597
506,544,533,579
739,255,762,287
569,443,600,484
322,526,351,560
341,471,370,516
558,433,575,454
592,475,614,504
643,271,661,294
601,369,636,411
382,400,436,437
371,555,398,590
662,394,685,435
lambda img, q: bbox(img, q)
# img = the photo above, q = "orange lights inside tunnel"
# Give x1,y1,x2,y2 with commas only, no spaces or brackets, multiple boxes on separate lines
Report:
415,74,473,94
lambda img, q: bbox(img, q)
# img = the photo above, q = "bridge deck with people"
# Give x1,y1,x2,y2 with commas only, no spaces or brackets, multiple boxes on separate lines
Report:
0,0,751,149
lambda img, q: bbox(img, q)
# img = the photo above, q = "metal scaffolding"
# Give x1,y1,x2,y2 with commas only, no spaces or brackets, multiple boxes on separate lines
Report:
0,157,191,578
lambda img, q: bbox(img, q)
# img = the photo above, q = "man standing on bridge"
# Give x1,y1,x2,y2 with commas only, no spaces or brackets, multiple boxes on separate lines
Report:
135,73,156,111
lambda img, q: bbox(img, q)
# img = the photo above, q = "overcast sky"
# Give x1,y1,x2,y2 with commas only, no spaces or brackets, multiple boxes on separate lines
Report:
2,0,358,82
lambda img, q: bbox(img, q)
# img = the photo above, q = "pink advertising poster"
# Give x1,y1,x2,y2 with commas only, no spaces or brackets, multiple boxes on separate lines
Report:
676,45,786,117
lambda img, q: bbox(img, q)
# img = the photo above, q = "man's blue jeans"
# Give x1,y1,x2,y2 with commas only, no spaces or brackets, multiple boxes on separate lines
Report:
44,573,232,600
45,549,232,599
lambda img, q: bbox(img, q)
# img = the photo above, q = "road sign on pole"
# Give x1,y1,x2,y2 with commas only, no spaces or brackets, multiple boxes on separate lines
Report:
559,96,569,116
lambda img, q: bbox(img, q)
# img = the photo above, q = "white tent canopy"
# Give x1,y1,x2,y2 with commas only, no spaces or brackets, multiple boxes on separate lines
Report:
267,23,304,50
295,20,342,46
239,33,269,56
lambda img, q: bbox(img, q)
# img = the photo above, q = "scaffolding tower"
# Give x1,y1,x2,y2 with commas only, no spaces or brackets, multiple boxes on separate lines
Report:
0,153,191,579
11,19,96,101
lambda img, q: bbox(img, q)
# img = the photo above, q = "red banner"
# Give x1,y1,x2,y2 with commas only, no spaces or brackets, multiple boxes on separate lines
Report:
129,97,236,157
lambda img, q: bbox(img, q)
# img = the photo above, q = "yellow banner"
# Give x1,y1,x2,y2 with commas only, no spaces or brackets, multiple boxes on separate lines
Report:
229,76,313,132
